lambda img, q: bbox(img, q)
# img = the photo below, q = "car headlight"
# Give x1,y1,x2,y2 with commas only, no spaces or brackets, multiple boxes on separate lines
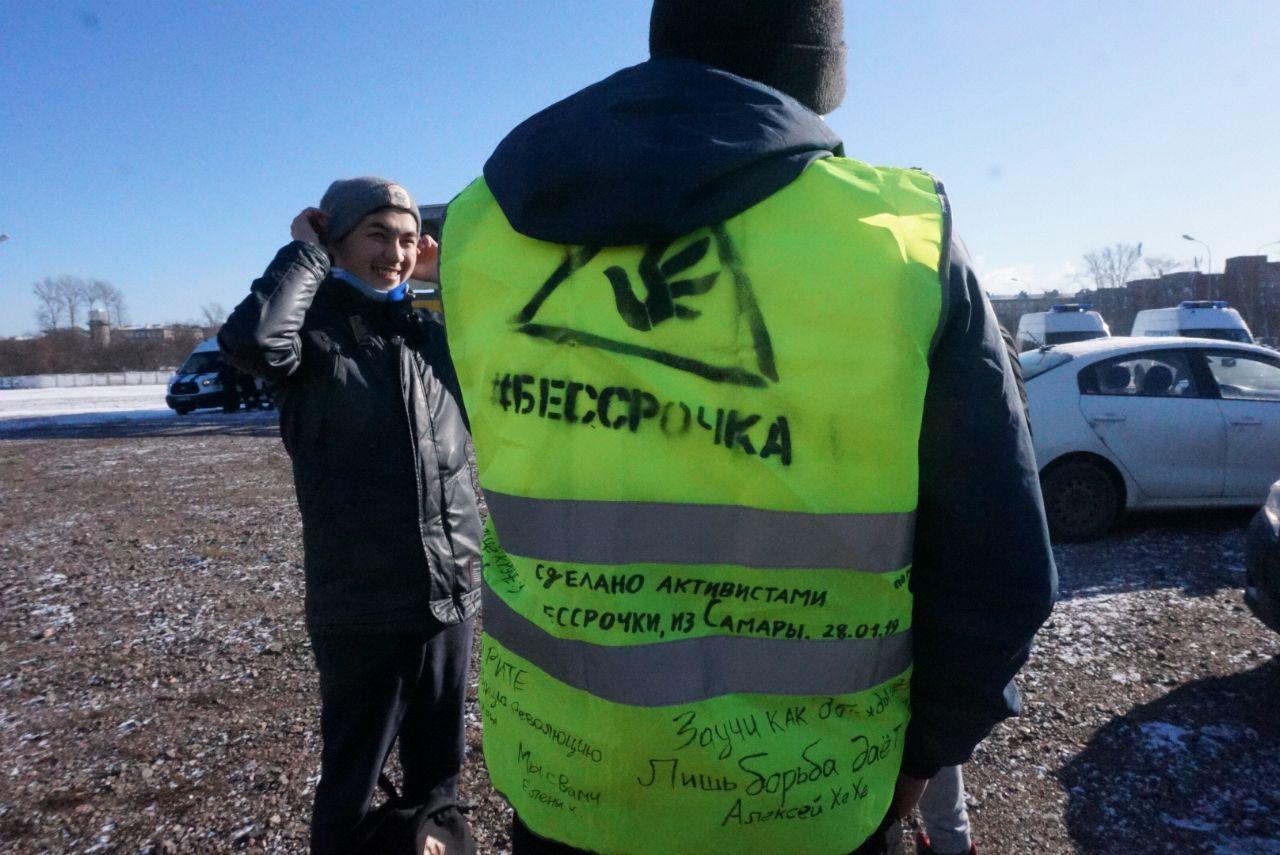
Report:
1265,481,1280,536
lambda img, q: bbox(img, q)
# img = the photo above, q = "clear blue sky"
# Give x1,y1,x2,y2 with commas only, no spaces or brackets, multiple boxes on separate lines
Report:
1,1,1277,336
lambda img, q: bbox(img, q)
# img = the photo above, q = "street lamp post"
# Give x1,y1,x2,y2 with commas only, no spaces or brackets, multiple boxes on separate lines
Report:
1183,234,1213,299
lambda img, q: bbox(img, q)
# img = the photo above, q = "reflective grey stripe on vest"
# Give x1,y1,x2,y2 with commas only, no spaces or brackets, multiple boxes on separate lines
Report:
485,491,914,573
483,583,913,707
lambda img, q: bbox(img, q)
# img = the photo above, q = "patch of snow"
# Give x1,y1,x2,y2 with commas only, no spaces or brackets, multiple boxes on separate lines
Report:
1213,838,1280,854
29,602,74,629
0,384,170,419
0,409,180,433
35,571,67,588
1139,721,1192,752
1161,812,1218,832
1200,723,1257,744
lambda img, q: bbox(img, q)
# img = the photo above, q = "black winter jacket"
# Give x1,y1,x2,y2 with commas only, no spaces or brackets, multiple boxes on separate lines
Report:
219,241,482,635
479,58,1056,778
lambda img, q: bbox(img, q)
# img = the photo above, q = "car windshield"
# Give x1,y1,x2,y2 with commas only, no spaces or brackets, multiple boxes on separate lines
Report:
1019,349,1075,380
1182,328,1252,343
179,352,223,375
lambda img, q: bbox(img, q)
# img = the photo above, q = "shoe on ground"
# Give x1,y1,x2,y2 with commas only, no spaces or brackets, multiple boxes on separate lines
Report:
916,831,976,855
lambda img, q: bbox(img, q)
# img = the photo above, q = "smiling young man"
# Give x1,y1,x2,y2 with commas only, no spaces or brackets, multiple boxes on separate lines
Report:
219,177,482,854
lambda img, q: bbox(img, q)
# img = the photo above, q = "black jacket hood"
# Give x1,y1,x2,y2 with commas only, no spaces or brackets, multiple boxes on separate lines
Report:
483,58,843,247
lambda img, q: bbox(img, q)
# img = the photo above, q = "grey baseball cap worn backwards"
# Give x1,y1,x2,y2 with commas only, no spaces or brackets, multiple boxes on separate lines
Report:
319,177,420,244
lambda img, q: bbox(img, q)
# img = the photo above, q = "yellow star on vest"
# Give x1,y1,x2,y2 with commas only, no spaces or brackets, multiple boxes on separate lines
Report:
858,212,940,264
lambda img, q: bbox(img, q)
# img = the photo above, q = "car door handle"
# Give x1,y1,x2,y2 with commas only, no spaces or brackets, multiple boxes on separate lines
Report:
1090,414,1127,424
1229,417,1262,426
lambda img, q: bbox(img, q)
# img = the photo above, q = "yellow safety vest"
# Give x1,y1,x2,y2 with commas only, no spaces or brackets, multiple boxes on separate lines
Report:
442,156,945,854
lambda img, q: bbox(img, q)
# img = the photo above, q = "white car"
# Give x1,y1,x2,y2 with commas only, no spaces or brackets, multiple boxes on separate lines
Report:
1020,336,1280,539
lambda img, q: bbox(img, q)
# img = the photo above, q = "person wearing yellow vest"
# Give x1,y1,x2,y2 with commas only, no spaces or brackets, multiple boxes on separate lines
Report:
442,2,1056,852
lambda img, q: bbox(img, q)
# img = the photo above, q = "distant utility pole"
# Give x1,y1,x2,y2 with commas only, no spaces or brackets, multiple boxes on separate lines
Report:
1182,234,1213,299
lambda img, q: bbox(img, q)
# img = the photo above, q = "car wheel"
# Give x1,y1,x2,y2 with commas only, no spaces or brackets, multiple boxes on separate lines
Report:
1041,460,1120,542
175,406,192,416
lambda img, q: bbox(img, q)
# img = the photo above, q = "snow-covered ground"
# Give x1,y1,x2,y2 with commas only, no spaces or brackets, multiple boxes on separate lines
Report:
0,383,277,438
0,384,171,421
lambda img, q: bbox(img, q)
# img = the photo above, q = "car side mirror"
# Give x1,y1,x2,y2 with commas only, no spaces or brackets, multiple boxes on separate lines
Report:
1221,357,1237,368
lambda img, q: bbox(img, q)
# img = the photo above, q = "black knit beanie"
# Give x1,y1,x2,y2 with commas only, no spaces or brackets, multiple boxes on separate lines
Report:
649,0,846,114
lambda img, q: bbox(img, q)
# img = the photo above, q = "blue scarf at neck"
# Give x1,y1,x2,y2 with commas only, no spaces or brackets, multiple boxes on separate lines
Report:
332,268,410,302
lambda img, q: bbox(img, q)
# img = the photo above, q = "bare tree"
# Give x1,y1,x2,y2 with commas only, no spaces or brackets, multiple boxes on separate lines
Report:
200,303,228,328
1143,255,1184,278
54,276,91,328
105,287,128,325
87,279,113,315
1082,243,1142,290
32,277,67,331
31,276,126,332
87,280,129,325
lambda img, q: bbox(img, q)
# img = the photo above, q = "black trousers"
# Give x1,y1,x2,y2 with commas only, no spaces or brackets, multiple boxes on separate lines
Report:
511,813,904,854
309,620,473,855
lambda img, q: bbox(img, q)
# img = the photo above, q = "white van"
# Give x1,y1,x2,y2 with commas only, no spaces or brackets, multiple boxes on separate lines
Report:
165,338,228,414
164,337,268,415
1016,304,1111,352
1130,301,1254,343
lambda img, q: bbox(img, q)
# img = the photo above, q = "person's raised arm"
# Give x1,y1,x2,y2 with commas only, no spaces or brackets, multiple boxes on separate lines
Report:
217,208,331,382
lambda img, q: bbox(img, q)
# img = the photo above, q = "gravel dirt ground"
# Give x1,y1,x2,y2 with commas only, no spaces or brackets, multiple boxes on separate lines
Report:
2,415,1278,854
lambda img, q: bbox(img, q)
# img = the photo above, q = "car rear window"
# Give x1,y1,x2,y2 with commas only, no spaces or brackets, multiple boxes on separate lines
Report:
1019,349,1075,381
1078,350,1200,397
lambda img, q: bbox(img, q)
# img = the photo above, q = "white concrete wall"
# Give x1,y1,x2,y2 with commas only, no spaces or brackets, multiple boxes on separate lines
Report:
0,372,170,390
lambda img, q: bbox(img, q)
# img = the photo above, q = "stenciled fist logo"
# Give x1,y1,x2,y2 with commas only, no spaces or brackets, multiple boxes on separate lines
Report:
604,236,719,331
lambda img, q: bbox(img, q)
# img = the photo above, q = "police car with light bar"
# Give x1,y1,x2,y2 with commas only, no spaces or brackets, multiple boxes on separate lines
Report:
1130,300,1253,343
1015,304,1111,352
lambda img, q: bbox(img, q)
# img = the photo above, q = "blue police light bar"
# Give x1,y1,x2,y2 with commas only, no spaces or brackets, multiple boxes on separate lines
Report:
1050,303,1092,312
1179,300,1230,309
